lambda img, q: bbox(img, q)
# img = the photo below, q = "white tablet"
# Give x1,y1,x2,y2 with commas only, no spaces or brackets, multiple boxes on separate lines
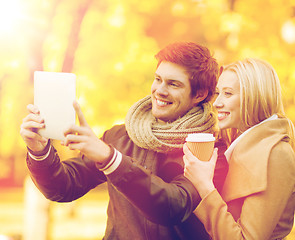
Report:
34,71,76,141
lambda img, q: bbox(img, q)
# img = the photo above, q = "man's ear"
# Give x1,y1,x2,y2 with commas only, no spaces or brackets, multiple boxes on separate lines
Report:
193,89,208,105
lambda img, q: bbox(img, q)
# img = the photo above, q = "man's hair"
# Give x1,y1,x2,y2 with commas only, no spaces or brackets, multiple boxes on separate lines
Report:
155,42,219,103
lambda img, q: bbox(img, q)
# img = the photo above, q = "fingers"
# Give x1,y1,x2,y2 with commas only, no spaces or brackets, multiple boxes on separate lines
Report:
22,119,44,129
20,128,47,143
183,143,200,162
183,143,217,165
73,101,88,127
183,144,196,173
66,142,85,151
183,154,187,164
22,114,44,127
63,124,91,150
209,148,218,166
63,124,90,137
183,143,194,157
63,134,87,147
21,114,45,136
21,106,45,135
23,104,44,125
27,104,40,114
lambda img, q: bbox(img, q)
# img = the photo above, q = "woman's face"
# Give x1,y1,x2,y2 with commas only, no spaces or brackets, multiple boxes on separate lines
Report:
213,70,242,130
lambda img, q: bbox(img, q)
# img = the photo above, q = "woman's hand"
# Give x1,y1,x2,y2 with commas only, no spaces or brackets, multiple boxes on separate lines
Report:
62,101,111,165
20,104,49,152
183,143,218,198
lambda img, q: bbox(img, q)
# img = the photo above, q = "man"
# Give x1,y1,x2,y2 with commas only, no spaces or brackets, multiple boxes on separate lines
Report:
20,42,228,239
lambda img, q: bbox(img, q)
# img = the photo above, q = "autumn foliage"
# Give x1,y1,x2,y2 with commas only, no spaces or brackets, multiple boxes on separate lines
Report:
0,0,295,185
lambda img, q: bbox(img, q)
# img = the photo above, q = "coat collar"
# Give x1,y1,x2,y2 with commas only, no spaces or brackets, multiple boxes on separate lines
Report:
224,114,278,162
221,118,290,202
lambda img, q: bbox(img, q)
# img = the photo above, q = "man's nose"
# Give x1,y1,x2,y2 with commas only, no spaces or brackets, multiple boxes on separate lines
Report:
156,83,168,95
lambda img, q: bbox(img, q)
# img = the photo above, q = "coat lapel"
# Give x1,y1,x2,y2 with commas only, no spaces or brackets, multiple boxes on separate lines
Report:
222,119,289,202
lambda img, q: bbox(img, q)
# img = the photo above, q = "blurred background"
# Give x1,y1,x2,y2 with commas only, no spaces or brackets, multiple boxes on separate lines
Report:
0,0,295,239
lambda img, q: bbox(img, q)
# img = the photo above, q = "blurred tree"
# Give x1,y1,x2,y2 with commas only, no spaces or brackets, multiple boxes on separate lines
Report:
62,0,93,72
0,0,295,186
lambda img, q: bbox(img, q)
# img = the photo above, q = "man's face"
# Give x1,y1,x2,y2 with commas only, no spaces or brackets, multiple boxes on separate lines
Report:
151,61,200,122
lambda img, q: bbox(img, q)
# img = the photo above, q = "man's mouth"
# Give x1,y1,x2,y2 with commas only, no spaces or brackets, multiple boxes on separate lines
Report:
156,99,172,106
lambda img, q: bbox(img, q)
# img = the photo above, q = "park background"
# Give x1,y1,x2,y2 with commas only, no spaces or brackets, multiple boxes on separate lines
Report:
0,0,295,239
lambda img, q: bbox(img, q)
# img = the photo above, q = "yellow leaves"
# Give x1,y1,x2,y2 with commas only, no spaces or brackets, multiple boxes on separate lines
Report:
226,33,239,51
172,21,189,36
114,62,124,72
220,12,243,33
1,0,295,169
0,71,31,157
171,2,187,17
108,4,126,28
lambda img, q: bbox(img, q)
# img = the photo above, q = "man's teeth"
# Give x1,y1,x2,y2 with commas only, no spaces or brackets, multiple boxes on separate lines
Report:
157,99,170,106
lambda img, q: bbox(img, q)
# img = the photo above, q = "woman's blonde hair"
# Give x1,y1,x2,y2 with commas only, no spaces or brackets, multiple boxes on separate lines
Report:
221,58,294,148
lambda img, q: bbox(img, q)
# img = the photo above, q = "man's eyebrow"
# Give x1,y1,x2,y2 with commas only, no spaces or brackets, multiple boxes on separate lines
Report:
154,73,185,85
168,79,183,83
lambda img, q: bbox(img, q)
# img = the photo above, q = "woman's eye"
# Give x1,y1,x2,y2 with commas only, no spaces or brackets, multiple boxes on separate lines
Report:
224,92,233,96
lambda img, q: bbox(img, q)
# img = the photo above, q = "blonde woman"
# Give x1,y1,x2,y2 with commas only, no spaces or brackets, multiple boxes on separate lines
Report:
183,58,295,239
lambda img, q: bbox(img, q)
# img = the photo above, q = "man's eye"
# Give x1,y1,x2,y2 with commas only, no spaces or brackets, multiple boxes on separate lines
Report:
169,83,178,87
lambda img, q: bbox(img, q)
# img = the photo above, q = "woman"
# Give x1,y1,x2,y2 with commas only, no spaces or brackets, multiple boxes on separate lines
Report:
183,58,295,240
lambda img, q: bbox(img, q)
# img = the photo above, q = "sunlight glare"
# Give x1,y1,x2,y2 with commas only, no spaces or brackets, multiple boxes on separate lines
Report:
0,235,13,240
0,0,23,34
108,5,125,28
281,19,295,44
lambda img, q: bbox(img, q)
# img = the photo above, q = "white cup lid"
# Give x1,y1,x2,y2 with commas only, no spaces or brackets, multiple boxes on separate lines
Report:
186,133,215,142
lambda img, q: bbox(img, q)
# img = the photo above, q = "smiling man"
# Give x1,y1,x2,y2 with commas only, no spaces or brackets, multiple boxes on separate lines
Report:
151,61,200,122
20,42,228,240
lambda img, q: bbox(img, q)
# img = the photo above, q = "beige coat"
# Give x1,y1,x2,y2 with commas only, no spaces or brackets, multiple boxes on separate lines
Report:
195,118,295,240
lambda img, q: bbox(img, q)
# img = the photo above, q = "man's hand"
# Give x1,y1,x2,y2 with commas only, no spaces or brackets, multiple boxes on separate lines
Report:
20,104,49,152
62,101,112,165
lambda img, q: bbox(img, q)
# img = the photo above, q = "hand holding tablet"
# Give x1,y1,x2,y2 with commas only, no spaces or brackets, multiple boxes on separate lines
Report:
34,71,76,141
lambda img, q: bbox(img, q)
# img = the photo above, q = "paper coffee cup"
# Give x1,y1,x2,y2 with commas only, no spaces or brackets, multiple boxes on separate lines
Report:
185,133,215,161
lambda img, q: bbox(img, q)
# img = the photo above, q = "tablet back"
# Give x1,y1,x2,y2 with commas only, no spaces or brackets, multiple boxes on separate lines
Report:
34,71,76,141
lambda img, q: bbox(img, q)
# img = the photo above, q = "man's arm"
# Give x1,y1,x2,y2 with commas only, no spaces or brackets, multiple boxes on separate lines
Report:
104,153,200,225
99,133,228,225
26,143,107,202
21,103,108,202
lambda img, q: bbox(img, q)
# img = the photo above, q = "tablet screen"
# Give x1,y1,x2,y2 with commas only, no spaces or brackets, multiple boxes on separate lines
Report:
34,71,76,141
